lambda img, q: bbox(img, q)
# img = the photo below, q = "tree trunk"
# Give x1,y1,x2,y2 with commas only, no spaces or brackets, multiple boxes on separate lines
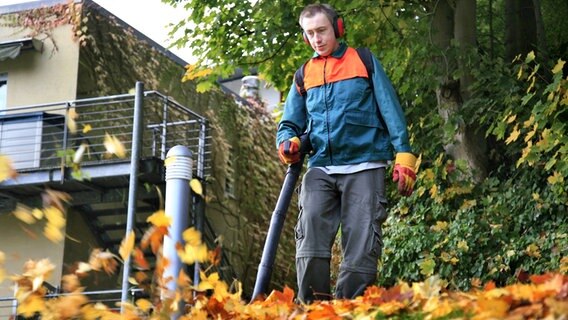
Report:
505,0,538,61
532,0,548,60
432,0,488,182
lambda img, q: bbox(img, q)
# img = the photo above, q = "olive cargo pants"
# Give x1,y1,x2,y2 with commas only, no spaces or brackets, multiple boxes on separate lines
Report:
295,167,387,303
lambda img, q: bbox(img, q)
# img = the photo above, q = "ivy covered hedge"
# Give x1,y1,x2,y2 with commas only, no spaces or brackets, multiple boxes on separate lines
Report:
379,53,568,290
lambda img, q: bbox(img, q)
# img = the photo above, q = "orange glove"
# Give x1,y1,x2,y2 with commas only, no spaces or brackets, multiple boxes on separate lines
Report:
278,137,301,164
393,152,418,196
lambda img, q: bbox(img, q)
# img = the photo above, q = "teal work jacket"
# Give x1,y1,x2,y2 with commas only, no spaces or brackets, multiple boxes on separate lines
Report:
276,43,412,168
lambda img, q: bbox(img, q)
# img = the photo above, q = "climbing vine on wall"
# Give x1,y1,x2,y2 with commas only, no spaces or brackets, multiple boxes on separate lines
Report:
1,1,87,55
206,98,298,295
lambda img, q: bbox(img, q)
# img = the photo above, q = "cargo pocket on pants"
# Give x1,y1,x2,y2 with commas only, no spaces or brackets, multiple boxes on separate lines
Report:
295,212,305,254
295,183,305,246
369,198,387,257
369,223,383,257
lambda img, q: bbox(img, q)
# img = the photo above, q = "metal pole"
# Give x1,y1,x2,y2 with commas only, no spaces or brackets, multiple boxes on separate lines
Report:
61,102,71,183
120,82,144,311
162,145,193,319
192,120,207,290
161,96,168,159
197,120,207,178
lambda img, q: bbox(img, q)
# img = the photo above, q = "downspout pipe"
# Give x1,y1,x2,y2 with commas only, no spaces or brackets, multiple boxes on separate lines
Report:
162,145,193,319
120,81,144,311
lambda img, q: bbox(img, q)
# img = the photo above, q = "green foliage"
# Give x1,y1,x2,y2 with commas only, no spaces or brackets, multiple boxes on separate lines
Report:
381,154,568,290
381,54,568,290
164,0,568,294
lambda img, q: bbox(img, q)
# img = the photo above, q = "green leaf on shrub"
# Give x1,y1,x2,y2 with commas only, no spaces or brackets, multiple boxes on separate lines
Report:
419,258,436,276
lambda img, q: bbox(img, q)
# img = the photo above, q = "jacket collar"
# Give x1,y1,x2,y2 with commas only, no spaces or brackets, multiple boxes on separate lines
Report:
312,42,348,59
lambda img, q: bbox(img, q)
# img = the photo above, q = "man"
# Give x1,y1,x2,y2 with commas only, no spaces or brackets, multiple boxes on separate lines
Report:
276,3,418,303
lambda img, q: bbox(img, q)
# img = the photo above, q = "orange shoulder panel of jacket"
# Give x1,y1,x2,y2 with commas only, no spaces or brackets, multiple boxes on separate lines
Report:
303,47,369,91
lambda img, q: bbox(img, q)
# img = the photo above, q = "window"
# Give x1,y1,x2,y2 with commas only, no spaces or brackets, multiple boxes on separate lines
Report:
0,73,6,113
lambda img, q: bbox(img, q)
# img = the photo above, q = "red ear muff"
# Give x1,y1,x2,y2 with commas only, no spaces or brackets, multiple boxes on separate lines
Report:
301,9,345,45
335,17,345,38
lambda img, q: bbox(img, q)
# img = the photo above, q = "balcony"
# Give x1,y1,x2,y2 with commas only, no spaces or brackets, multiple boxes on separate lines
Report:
0,89,211,245
0,88,232,317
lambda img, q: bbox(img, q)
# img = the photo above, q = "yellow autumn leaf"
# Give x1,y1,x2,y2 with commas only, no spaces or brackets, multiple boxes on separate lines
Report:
44,224,64,243
44,206,66,228
525,50,535,63
31,208,43,220
119,231,136,261
505,125,520,144
136,298,153,313
17,294,46,318
527,76,536,93
506,114,516,124
146,210,171,227
179,242,208,265
517,142,532,167
460,199,477,210
457,240,469,252
183,64,213,82
0,155,17,182
431,221,448,232
190,178,203,196
429,184,438,198
423,168,435,182
182,227,202,246
76,262,92,274
82,124,92,133
517,65,523,79
197,271,219,291
523,114,535,128
73,143,88,164
526,243,541,258
164,156,176,167
536,128,552,148
68,107,79,120
412,275,443,299
524,124,537,142
547,171,563,185
67,108,79,134
552,59,565,74
440,251,452,262
13,204,37,225
416,186,426,197
104,133,126,158
197,271,230,302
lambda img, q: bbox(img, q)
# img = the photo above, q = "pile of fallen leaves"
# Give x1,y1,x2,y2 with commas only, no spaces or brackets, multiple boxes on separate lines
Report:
5,214,568,319
6,257,568,319
1,156,568,319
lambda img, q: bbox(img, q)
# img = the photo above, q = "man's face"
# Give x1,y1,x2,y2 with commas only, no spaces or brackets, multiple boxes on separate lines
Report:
301,12,340,57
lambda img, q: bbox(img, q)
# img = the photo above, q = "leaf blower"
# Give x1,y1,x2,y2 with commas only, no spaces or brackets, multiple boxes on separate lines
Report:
251,133,311,301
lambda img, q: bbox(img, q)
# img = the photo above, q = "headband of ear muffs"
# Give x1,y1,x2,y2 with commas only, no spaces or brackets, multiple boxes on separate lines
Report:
302,10,345,44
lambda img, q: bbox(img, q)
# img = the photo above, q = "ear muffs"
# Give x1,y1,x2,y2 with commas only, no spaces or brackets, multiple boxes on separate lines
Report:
334,16,345,38
302,15,345,44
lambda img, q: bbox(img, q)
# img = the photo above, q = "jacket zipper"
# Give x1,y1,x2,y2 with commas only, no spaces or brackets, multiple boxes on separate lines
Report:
323,57,333,164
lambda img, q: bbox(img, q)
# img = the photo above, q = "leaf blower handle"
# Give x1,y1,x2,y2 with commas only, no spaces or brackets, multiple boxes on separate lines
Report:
251,133,311,302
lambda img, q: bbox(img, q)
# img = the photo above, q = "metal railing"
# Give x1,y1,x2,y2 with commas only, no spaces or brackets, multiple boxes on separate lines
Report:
0,90,211,179
0,88,214,316
0,288,145,318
